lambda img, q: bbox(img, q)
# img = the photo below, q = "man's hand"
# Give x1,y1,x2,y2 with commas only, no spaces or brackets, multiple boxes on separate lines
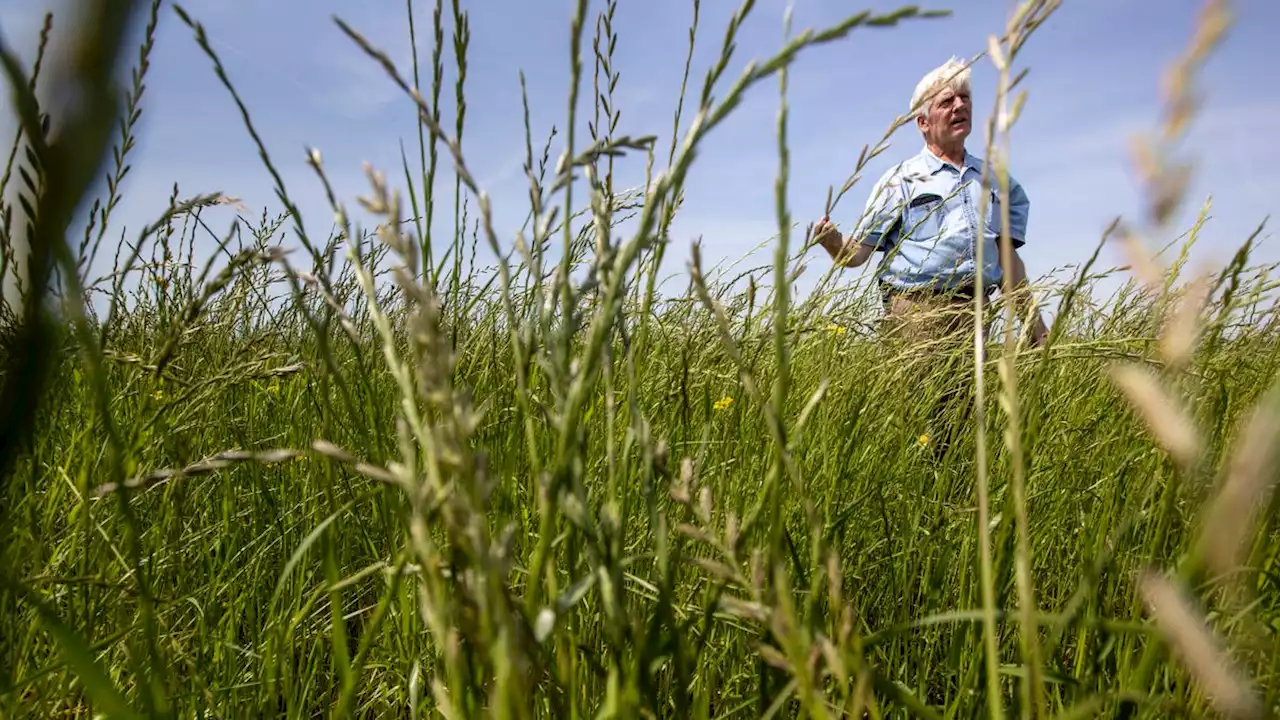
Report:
813,216,873,268
813,216,842,254
1029,314,1049,347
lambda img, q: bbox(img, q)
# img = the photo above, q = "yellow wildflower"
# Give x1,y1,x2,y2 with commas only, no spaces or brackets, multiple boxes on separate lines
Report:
713,396,734,411
826,323,846,336
917,433,931,448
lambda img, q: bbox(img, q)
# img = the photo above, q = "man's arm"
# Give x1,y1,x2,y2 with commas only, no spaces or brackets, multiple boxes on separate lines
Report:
999,247,1048,345
816,228,876,268
814,166,903,270
997,178,1048,345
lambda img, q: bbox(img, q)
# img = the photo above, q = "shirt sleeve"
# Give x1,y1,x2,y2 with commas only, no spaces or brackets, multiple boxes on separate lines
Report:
853,165,906,250
1007,175,1029,248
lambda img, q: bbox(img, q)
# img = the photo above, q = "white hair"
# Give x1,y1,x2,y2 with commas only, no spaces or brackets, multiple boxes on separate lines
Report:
909,57,971,118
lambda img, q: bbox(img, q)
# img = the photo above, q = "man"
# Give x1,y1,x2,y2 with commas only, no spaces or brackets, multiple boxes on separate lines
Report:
814,56,1048,343
813,57,1048,456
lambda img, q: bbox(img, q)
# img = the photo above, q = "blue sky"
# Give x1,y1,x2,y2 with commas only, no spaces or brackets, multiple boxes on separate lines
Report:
1,0,1276,307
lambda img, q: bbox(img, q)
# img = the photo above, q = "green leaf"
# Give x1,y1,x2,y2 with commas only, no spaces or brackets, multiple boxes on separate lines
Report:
2,578,140,720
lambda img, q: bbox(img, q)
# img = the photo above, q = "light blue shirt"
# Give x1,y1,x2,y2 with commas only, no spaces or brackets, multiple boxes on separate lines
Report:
852,146,1028,291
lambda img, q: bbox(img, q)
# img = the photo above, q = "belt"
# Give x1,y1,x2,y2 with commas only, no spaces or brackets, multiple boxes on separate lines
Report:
879,281,992,301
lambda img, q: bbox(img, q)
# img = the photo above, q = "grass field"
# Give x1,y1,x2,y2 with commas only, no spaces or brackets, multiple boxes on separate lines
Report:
2,0,1279,718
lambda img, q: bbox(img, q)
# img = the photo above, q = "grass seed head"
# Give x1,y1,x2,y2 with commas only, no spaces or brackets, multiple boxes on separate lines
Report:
1138,571,1262,719
1199,389,1280,578
1160,270,1211,368
1108,362,1202,468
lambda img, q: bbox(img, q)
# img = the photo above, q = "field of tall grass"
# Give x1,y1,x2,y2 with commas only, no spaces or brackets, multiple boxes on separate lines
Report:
2,0,1279,717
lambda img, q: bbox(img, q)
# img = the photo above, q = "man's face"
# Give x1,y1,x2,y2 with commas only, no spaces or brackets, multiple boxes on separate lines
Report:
919,85,971,147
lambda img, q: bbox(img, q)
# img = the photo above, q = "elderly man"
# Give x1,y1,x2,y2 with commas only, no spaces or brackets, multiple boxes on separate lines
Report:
815,56,1047,344
814,57,1048,456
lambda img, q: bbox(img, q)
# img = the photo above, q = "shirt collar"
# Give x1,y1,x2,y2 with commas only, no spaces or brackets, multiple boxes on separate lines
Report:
919,145,981,175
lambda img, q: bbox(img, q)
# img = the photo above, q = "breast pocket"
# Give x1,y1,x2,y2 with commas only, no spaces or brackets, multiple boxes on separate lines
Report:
901,191,944,244
984,187,1006,240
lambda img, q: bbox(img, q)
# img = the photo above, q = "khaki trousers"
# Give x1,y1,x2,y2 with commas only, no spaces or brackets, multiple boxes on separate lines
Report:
882,291,986,349
879,285,992,459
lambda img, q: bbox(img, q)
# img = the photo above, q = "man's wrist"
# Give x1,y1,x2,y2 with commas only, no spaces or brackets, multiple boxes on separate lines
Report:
820,231,844,254
831,235,856,264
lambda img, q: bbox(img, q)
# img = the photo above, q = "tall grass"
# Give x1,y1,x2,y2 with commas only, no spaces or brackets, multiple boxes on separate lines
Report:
2,0,1279,718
